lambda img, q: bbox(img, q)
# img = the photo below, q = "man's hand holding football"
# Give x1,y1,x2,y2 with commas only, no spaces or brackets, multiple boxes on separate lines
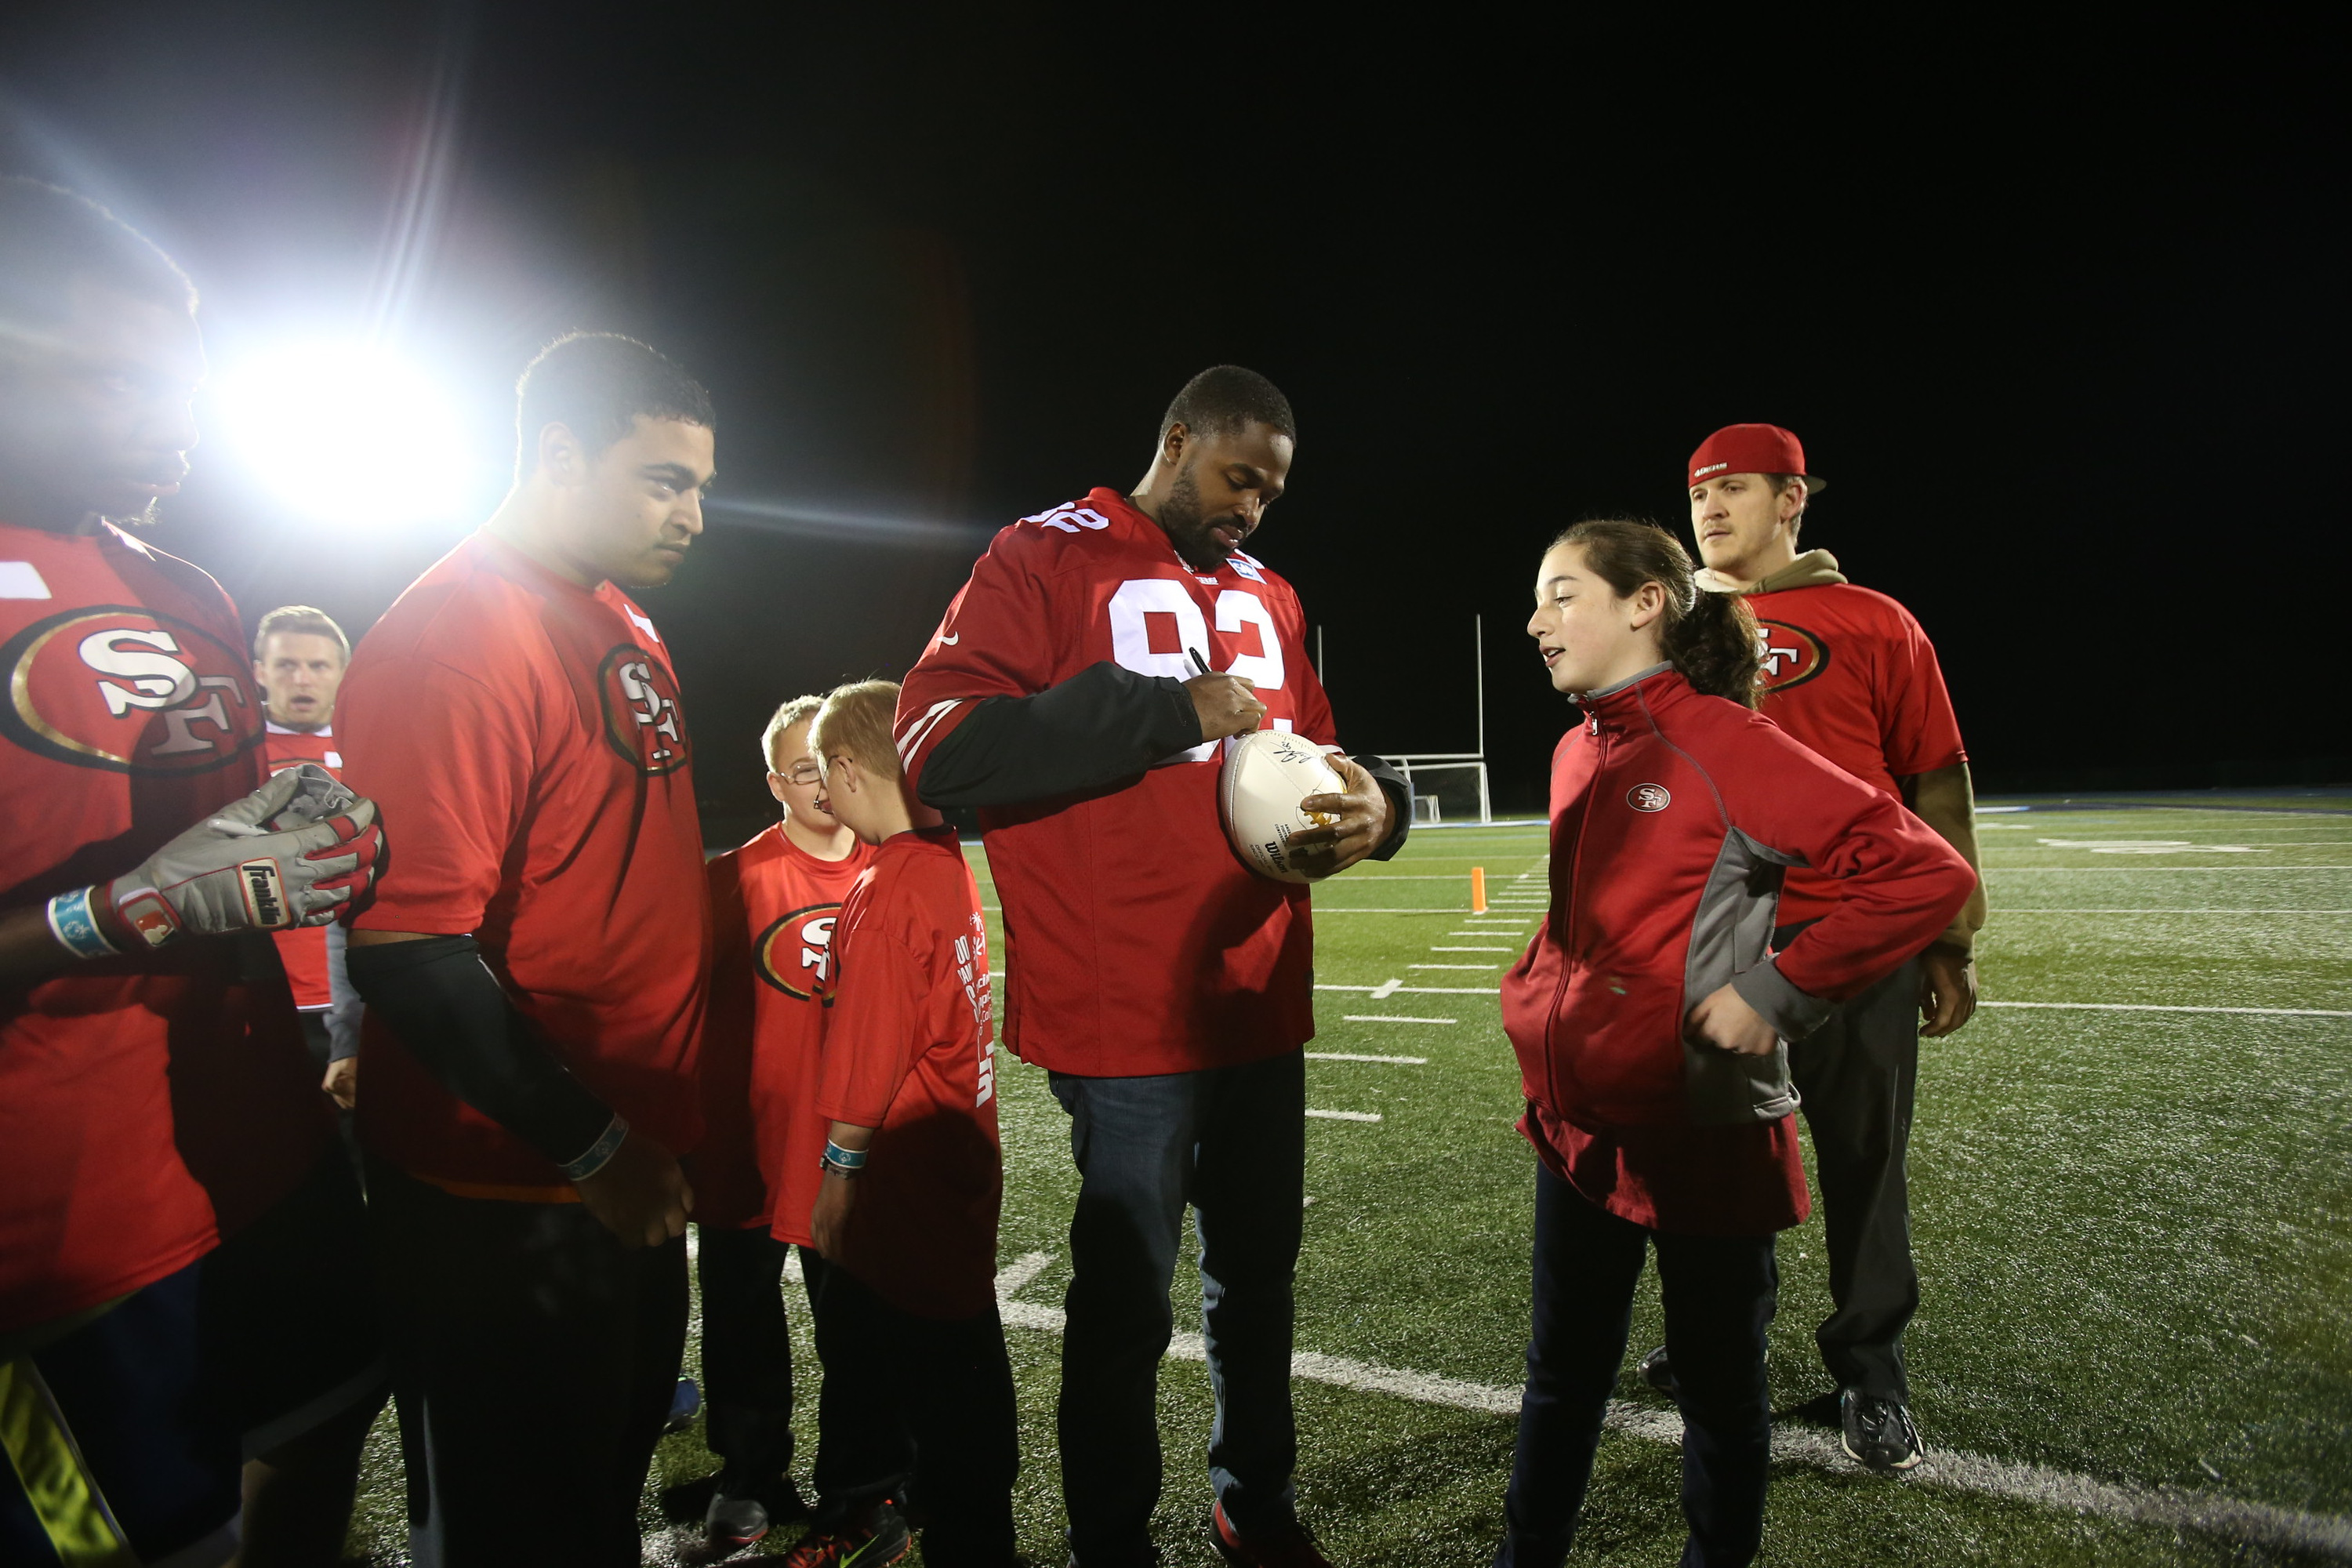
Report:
1918,942,1978,1038
1186,670,1265,742
573,1129,691,1248
1685,982,1780,1057
1289,755,1396,876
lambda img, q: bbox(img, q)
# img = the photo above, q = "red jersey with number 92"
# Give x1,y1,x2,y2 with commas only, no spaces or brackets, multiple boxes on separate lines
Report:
895,487,1338,1077
0,521,326,1334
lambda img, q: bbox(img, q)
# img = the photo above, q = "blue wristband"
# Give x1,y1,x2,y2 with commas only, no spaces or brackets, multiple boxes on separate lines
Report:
46,887,120,961
560,1115,630,1181
821,1140,868,1174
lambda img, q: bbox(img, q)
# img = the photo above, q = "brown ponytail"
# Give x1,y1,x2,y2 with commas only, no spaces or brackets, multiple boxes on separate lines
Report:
1549,519,1762,708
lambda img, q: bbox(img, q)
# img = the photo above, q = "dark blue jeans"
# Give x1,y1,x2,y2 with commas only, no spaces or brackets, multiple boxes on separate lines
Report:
1049,1051,1306,1566
1497,1163,1778,1568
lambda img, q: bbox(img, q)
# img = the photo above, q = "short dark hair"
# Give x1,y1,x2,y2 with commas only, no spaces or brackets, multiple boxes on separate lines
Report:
1158,365,1296,446
253,604,350,662
0,178,196,337
514,332,715,477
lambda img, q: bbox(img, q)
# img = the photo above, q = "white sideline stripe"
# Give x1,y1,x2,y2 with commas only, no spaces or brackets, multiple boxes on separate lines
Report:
1411,964,1498,970
1305,1051,1428,1064
1324,983,2344,1015
993,1250,1052,1298
1305,1108,1383,1122
1984,1000,2352,1018
1990,908,2352,916
1987,866,2352,873
1429,946,1514,952
1309,908,1475,914
1342,1014,1457,1025
989,1265,2352,1556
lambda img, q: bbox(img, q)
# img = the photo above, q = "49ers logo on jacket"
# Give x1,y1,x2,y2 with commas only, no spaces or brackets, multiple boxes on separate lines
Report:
0,605,262,773
597,644,691,775
755,903,843,1002
1755,620,1831,692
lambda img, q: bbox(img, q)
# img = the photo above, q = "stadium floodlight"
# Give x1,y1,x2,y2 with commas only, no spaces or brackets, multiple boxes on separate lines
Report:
211,340,480,526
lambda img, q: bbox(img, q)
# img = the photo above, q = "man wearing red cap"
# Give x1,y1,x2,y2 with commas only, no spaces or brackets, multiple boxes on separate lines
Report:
1658,422,1985,1472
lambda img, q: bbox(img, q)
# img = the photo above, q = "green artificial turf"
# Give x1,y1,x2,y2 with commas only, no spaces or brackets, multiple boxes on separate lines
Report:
335,801,2352,1564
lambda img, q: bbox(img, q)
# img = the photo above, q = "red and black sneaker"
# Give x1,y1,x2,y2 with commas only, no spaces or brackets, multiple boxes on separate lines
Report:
1210,1502,1330,1568
779,1504,913,1568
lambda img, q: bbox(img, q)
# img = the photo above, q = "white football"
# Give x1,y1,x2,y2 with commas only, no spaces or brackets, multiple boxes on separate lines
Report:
1219,729,1348,884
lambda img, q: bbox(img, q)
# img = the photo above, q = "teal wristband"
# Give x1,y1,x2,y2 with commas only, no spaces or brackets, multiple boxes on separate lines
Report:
46,887,120,961
560,1115,630,1181
821,1141,867,1176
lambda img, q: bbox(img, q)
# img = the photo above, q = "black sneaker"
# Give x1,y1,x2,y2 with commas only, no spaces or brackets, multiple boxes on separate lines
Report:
1840,1388,1924,1470
1636,1345,1676,1395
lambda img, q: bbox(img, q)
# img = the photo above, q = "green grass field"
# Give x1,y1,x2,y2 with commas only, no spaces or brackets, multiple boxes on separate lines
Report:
342,798,2352,1565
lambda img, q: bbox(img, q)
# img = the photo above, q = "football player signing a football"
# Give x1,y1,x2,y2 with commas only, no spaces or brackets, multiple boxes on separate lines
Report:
1496,521,1976,1568
1650,425,1986,1472
338,333,717,1563
0,179,387,1568
892,368,1410,1568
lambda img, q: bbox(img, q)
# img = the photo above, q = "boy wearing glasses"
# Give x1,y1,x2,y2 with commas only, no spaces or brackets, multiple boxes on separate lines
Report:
691,696,876,1552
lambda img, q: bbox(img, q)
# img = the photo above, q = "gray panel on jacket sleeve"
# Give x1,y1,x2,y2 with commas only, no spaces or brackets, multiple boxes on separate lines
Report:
1679,826,1802,1124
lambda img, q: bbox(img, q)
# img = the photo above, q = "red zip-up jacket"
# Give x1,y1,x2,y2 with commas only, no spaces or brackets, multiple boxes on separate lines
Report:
1501,665,1976,1234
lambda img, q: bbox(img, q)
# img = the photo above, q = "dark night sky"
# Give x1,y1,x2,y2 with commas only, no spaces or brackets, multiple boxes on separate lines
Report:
1,5,2339,832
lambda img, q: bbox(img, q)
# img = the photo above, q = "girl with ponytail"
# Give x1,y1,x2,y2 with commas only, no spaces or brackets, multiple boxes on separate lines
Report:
1492,521,1977,1566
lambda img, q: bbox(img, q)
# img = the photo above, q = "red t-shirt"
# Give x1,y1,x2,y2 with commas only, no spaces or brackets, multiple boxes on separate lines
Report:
341,531,710,1195
263,723,343,1011
815,826,1000,1319
698,823,874,1235
1746,583,1967,924
0,522,326,1332
895,488,1338,1076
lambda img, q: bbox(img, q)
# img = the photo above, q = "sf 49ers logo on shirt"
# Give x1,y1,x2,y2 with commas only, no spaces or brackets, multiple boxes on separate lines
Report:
1755,620,1831,692
1627,783,1671,812
0,605,261,773
597,644,691,775
756,903,843,1002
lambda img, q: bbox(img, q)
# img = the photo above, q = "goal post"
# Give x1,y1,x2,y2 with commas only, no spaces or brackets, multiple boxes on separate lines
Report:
1377,753,1492,825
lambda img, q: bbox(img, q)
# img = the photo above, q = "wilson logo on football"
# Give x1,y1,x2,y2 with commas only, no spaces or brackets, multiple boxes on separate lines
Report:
597,645,691,776
0,607,261,774
1627,783,1671,812
756,904,843,1002
1755,619,1831,692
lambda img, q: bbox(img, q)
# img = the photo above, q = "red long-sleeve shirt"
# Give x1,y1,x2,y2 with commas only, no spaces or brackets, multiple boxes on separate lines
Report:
1499,666,1976,1235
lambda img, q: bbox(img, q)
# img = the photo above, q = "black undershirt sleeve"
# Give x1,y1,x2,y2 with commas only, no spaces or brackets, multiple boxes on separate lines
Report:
916,658,1414,860
344,934,615,1167
915,660,1204,808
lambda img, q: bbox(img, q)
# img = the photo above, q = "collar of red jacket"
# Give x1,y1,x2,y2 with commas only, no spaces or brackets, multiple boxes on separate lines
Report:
1573,662,1686,732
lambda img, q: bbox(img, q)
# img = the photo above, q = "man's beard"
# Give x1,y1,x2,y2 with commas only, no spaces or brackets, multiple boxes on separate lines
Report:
100,498,162,530
1157,464,1242,572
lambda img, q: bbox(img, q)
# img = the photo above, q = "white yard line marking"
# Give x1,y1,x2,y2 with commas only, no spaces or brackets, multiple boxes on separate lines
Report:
1984,1000,2351,1018
1305,1108,1385,1122
1429,946,1514,952
1986,866,2352,873
1320,984,1494,995
1342,1014,1457,1025
1305,1052,1428,1064
993,1250,1052,1298
990,1262,2352,1556
1309,908,1475,914
1411,964,1498,970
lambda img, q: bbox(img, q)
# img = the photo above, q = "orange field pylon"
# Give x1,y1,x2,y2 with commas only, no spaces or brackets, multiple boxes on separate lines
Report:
1471,866,1488,914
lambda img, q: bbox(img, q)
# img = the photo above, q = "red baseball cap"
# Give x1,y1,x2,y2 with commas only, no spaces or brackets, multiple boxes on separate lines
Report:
1686,423,1828,496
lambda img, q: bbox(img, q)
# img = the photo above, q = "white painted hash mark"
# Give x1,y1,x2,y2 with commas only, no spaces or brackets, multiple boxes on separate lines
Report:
1305,1051,1428,1065
988,1261,2352,1558
1428,946,1514,952
993,1250,1052,1301
1368,977,1403,1000
1412,964,1497,971
1341,1015,1457,1025
1305,1109,1383,1122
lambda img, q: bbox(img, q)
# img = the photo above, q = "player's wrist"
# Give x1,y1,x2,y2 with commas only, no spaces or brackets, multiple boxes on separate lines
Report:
45,886,126,961
820,1139,867,1179
561,1114,631,1181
